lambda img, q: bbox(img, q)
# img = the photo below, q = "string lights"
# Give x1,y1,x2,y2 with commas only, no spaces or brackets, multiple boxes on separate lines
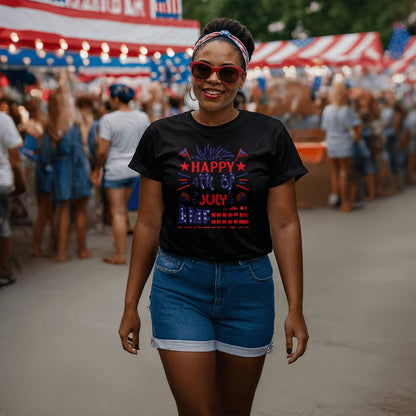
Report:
1,31,194,72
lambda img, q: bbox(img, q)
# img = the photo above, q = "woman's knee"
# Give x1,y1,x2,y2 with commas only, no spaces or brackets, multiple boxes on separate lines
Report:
109,204,127,217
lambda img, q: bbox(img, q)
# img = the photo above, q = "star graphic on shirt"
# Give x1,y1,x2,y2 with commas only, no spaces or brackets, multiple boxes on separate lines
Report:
237,161,246,171
180,161,190,171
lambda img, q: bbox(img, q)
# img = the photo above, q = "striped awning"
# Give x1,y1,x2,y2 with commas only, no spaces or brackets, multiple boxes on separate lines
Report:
250,32,384,69
0,0,199,58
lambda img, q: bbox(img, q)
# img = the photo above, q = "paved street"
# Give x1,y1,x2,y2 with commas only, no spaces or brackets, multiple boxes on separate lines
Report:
1,187,416,416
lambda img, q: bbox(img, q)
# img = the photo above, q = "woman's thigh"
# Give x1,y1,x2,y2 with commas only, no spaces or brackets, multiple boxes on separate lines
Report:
339,157,353,175
159,350,217,416
105,188,127,214
158,350,266,416
216,351,266,415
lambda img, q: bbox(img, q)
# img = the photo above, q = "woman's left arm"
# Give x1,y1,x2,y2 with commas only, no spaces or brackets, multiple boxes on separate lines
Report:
267,178,309,364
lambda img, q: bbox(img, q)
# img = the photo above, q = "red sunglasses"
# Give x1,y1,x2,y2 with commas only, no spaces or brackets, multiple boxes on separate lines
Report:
190,61,244,85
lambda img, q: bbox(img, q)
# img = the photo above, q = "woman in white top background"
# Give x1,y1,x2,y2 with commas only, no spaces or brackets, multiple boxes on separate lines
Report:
92,84,150,265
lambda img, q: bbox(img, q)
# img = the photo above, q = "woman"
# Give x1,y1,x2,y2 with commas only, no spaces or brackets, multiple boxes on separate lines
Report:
20,97,55,257
49,85,91,261
321,82,361,212
91,84,150,265
119,18,309,416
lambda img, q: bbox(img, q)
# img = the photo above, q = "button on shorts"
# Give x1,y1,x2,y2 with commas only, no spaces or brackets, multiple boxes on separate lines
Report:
150,250,275,357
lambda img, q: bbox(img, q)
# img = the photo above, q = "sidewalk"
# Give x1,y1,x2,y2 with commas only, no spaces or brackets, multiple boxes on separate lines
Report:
1,187,416,416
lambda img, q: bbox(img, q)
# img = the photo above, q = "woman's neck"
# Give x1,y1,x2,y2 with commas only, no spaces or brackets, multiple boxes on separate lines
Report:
192,107,239,126
118,103,133,112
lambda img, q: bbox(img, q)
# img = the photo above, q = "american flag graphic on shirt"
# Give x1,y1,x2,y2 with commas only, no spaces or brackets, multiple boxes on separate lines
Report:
153,0,181,19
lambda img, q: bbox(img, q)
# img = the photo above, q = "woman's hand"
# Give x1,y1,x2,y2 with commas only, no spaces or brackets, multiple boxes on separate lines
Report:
285,311,309,364
119,308,141,355
90,168,103,187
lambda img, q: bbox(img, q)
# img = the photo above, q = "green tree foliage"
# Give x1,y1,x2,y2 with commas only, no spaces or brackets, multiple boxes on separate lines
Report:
182,0,415,48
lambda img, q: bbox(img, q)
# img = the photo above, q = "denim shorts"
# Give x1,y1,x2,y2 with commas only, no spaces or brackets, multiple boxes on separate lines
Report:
102,176,138,189
150,250,275,357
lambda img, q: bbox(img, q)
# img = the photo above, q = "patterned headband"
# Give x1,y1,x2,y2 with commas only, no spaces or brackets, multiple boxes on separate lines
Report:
193,30,250,68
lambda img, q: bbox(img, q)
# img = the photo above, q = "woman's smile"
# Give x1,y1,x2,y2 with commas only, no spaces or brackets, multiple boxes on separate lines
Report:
202,88,224,99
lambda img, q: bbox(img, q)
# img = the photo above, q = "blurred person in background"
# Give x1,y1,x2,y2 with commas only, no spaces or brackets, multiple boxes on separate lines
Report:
233,90,247,110
144,82,167,122
403,99,416,184
349,87,381,202
91,84,149,265
75,94,98,172
165,90,183,117
0,97,30,222
321,82,361,212
380,92,403,193
18,97,56,257
0,107,23,287
49,82,91,262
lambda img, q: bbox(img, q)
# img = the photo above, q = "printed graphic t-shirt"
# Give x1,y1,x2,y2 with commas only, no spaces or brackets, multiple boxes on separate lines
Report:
129,111,307,261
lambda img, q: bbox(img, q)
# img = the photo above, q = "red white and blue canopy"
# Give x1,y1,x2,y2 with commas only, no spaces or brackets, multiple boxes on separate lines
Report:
250,32,384,69
0,0,199,58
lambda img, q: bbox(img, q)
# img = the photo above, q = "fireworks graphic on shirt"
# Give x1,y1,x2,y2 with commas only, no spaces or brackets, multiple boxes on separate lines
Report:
177,145,250,229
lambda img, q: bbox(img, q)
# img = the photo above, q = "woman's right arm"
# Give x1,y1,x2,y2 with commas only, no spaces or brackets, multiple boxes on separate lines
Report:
118,175,164,355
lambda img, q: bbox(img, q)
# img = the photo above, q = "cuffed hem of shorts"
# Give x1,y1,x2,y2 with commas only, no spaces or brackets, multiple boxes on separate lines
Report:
216,340,273,357
151,337,273,357
151,337,215,352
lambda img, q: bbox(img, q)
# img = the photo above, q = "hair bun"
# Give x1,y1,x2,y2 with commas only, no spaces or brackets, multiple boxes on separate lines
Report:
109,84,135,103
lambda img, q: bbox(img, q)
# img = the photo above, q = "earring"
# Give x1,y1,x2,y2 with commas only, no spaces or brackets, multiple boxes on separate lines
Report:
188,85,198,102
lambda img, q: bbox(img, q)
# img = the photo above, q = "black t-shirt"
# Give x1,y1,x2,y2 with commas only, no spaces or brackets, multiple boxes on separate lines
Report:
129,110,307,261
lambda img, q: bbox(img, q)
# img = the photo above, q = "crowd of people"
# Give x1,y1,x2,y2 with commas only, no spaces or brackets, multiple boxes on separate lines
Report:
0,69,416,287
320,81,416,212
0,75,152,287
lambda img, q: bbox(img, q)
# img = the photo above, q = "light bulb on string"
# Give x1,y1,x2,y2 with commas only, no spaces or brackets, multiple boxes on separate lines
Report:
139,54,147,64
56,49,65,57
10,32,19,43
35,39,43,50
120,53,127,63
101,52,110,63
120,44,128,55
8,44,18,54
139,46,148,56
154,51,161,60
166,48,175,57
23,57,31,65
59,39,68,50
82,41,90,51
80,49,89,59
101,42,110,53
37,50,46,58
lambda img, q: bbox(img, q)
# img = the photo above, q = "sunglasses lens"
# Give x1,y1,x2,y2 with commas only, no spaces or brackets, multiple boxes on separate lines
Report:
219,67,240,84
192,63,212,80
